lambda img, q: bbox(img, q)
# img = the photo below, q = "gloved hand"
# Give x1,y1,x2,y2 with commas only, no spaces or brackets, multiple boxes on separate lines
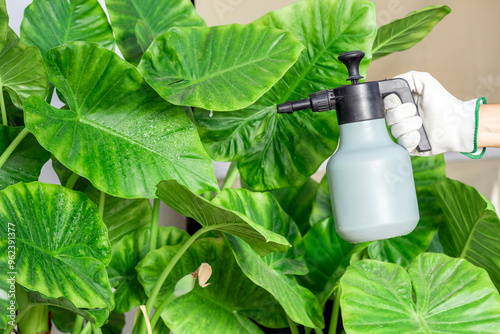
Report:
384,71,485,158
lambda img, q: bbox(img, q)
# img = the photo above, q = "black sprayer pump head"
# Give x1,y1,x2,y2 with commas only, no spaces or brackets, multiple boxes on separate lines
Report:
338,50,364,84
276,50,432,152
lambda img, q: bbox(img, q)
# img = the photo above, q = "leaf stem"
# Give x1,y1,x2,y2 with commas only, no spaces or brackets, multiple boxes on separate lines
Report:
329,286,342,334
98,191,106,218
314,329,323,334
144,226,214,316
1,305,31,334
0,128,30,169
92,324,102,334
287,315,300,334
0,87,6,126
64,173,80,189
72,316,84,334
149,199,160,252
304,328,312,334
149,293,176,328
221,161,239,190
80,322,92,334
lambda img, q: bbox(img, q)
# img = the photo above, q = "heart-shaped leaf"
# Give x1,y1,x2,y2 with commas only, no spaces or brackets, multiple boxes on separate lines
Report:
107,226,190,313
296,217,369,306
20,0,115,56
0,28,48,110
433,178,500,290
138,24,304,111
0,126,50,191
270,178,319,235
194,0,377,190
213,189,307,275
0,182,114,309
368,155,446,267
227,234,324,328
137,238,288,333
52,158,152,243
24,42,218,198
341,253,500,333
105,0,205,64
156,179,290,256
372,5,451,60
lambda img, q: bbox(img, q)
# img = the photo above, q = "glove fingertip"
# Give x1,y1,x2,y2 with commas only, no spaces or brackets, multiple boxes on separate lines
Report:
383,93,402,109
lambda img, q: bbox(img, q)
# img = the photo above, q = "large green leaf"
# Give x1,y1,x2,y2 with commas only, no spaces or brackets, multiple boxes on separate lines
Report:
138,24,304,111
0,28,48,109
213,189,307,275
271,178,319,235
368,155,446,267
0,182,114,309
341,253,500,333
105,0,205,64
433,178,500,290
52,158,152,243
20,0,115,56
0,126,50,190
156,179,290,256
227,234,324,328
137,238,288,332
296,217,369,306
194,0,377,190
24,42,218,198
107,226,189,313
372,5,451,61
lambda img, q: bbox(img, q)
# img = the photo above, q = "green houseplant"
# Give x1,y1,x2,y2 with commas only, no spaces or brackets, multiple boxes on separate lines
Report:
1,0,500,333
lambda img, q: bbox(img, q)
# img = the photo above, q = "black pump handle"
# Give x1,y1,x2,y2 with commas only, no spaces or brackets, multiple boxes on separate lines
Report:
379,78,432,152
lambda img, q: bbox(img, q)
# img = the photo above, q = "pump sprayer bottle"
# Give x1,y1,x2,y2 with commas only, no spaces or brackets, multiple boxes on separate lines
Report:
277,50,431,243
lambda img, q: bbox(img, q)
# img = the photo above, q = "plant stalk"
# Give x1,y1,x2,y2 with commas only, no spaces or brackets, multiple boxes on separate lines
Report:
286,315,300,334
144,226,212,315
80,322,92,334
329,286,342,334
0,87,6,126
149,199,160,252
0,128,30,169
1,305,31,334
92,324,103,334
98,191,106,218
221,161,239,189
72,315,85,334
64,173,80,190
149,293,176,328
18,305,49,334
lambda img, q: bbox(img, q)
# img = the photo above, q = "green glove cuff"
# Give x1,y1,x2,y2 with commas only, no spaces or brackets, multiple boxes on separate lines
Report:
462,97,487,159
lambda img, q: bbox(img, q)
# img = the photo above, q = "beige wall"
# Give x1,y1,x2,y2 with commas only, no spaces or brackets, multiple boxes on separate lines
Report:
196,0,500,103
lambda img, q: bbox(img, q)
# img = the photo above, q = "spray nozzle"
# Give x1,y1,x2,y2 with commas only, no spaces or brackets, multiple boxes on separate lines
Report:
277,89,336,114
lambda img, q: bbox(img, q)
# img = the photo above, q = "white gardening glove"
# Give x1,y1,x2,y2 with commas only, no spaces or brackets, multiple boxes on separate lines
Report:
384,71,485,158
